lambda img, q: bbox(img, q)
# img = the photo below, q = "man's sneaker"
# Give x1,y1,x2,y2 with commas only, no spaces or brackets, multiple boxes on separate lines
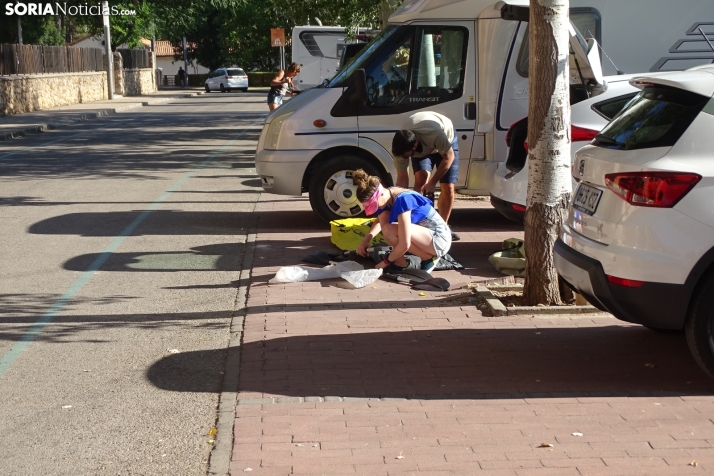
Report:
420,256,439,274
450,230,461,241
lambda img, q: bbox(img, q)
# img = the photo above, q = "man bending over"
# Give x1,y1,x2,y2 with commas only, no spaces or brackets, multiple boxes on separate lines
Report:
391,111,459,239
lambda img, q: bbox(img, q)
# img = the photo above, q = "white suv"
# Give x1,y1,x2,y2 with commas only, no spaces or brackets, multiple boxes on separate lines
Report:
554,65,714,377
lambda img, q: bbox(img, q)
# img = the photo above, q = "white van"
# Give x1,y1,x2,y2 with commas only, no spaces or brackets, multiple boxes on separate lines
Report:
292,26,367,90
257,0,714,223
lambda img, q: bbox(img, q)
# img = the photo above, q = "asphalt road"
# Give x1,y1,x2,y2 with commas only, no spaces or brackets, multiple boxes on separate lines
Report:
0,92,268,475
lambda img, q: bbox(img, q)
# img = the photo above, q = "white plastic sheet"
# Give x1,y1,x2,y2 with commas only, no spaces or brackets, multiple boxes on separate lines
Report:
340,269,382,288
269,261,363,284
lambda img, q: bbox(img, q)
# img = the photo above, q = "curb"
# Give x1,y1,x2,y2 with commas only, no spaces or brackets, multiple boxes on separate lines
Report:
207,205,260,476
0,92,205,141
476,285,608,316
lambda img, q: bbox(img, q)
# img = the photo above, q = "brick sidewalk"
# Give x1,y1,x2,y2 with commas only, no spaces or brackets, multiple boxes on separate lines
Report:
231,195,714,475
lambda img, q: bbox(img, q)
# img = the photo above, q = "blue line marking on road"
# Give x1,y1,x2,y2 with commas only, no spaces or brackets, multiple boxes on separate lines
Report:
0,118,133,160
0,123,259,379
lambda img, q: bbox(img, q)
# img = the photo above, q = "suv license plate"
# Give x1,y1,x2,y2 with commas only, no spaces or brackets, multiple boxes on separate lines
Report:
573,183,603,215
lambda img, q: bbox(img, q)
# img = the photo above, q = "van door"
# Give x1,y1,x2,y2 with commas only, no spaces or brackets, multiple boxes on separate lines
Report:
354,22,476,187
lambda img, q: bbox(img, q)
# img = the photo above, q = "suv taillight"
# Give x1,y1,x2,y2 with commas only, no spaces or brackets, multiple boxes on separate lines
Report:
605,172,701,208
572,125,599,142
505,121,598,145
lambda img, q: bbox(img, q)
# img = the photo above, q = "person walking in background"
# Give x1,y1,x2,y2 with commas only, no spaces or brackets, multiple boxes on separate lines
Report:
391,111,460,241
177,67,186,87
352,169,451,274
267,62,301,111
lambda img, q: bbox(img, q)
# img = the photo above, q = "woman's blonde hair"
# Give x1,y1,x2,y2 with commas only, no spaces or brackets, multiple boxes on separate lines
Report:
352,169,381,202
286,62,301,74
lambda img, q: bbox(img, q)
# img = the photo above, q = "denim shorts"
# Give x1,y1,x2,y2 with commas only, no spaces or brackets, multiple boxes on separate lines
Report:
411,137,460,184
267,93,283,105
416,208,452,258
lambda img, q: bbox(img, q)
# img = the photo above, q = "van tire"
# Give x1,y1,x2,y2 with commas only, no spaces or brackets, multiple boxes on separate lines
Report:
220,84,225,92
685,270,714,378
205,84,210,93
309,156,381,224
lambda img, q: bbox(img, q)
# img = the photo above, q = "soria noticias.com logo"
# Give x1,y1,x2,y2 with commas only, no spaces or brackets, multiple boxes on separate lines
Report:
4,3,136,16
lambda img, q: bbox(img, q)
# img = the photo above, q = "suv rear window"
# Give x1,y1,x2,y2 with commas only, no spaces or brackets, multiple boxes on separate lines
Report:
592,93,637,120
227,69,245,76
593,86,708,150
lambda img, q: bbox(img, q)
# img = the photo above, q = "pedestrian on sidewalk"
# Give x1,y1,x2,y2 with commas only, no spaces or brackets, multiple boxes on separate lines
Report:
353,169,451,274
391,111,461,241
178,67,186,87
267,62,301,111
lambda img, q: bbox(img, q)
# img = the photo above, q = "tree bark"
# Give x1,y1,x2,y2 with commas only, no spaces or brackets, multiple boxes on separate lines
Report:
523,0,572,306
380,0,392,30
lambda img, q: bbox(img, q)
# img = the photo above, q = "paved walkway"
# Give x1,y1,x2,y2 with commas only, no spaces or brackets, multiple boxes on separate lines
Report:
229,194,714,475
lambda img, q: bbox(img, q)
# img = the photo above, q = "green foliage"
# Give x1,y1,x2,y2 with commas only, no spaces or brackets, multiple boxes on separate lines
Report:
108,2,156,49
35,17,66,46
0,0,400,72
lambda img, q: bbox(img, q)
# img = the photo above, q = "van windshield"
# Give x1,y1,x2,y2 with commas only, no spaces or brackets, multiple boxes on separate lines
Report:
328,26,398,87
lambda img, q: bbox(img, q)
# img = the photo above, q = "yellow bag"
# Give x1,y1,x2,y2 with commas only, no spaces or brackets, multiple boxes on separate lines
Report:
330,218,386,251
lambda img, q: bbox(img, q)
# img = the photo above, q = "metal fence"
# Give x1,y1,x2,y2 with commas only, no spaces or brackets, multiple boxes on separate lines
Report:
117,48,151,69
0,44,104,76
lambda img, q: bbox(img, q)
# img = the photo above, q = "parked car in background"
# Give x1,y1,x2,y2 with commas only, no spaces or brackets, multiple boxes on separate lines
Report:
554,64,714,377
205,67,249,93
490,76,639,223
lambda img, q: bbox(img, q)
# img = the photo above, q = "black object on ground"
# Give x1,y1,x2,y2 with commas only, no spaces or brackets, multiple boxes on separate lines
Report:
382,269,451,291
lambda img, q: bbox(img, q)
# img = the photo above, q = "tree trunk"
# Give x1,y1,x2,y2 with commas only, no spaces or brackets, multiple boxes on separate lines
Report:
523,0,572,306
380,0,392,30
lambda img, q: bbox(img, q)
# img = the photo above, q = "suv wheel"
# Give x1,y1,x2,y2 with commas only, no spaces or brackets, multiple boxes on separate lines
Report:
685,270,714,378
204,84,210,93
308,156,382,224
220,84,225,93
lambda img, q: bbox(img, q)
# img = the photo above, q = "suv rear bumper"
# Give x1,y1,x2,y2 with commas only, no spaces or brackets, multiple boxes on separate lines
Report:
490,195,525,224
554,238,691,329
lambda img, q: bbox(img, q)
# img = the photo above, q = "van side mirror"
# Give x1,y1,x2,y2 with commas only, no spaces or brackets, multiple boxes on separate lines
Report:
350,69,368,105
501,4,529,22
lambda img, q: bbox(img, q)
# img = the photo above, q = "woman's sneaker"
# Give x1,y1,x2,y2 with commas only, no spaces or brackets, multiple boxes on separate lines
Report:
420,256,439,274
384,262,410,274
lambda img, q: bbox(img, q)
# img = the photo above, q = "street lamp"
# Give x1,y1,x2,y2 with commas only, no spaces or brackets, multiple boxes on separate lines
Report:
102,1,114,99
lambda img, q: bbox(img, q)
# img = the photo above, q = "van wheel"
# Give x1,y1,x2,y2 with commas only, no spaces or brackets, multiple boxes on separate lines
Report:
220,84,225,93
204,84,210,93
308,156,382,224
685,270,714,378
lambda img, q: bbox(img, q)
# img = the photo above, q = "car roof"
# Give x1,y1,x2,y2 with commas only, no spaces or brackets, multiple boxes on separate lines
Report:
629,65,714,97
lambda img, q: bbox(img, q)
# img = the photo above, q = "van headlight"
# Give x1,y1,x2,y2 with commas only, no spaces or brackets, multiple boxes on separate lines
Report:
265,112,292,150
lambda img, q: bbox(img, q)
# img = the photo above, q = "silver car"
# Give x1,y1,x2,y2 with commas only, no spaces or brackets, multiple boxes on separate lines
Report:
205,67,249,93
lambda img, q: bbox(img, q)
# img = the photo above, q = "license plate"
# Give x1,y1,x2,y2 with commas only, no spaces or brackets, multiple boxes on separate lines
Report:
573,183,603,215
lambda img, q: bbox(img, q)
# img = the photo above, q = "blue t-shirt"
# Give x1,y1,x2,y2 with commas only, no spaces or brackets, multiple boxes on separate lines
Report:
378,189,434,224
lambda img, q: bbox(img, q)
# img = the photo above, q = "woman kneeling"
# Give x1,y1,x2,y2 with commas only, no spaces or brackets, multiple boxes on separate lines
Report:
353,169,451,274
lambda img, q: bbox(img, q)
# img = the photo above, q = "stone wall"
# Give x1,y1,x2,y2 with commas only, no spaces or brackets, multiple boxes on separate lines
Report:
123,68,156,96
0,72,108,117
0,50,156,117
